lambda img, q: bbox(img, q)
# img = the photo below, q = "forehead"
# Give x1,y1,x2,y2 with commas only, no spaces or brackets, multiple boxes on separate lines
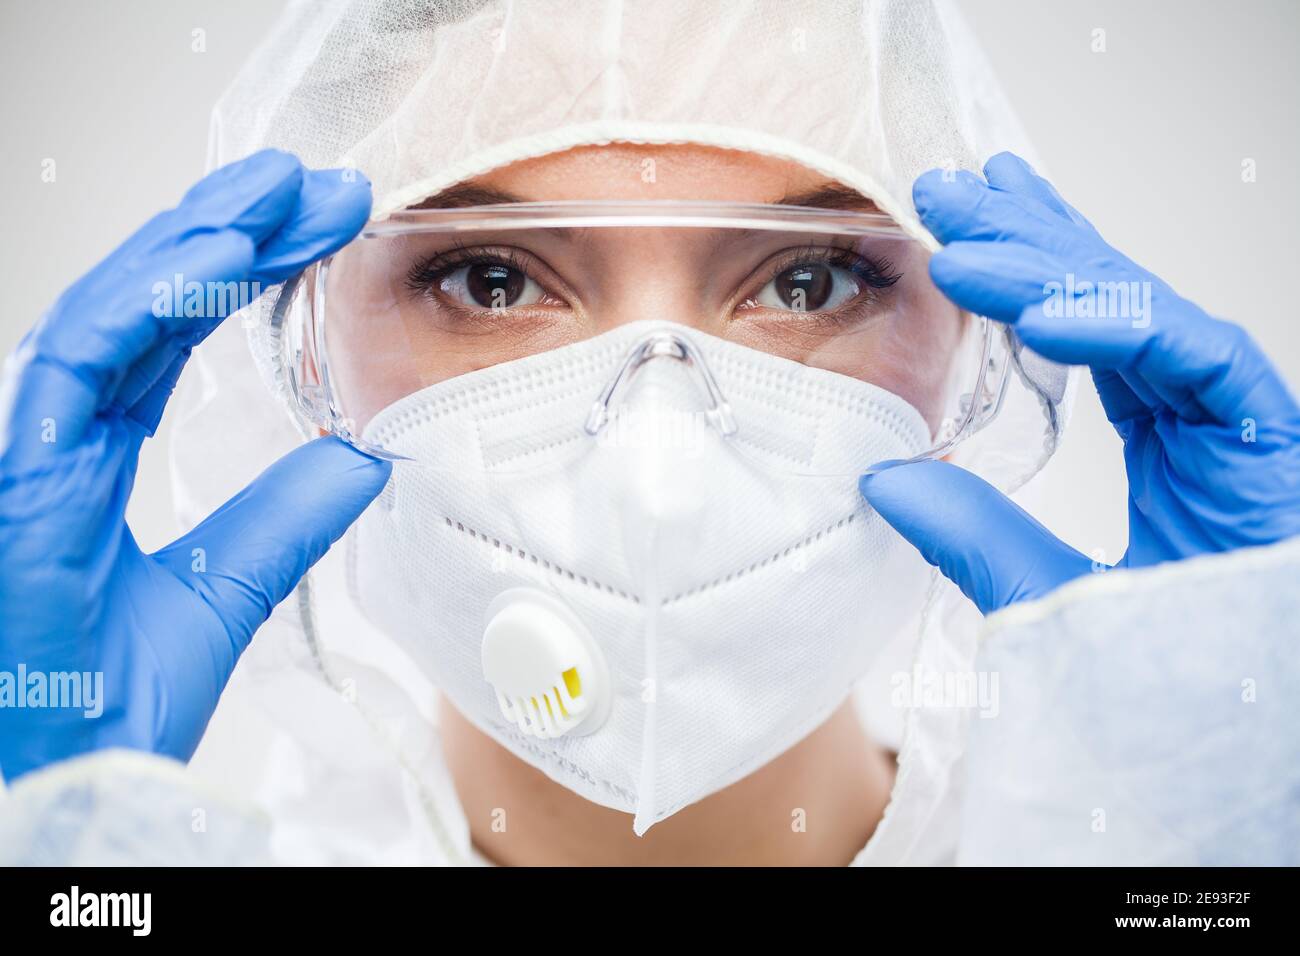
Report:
456,143,874,207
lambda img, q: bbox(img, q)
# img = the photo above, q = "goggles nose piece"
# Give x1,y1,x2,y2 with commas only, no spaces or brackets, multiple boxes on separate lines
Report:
585,328,737,439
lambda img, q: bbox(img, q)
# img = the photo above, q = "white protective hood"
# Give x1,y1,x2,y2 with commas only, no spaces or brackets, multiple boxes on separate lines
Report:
173,0,1077,865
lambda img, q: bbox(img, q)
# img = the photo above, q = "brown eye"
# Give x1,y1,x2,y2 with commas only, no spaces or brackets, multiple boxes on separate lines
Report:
466,264,523,308
775,265,833,311
757,262,863,313
437,262,542,310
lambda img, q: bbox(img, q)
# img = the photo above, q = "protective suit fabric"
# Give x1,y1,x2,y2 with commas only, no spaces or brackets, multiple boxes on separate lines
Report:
6,537,1295,865
956,536,1300,866
0,749,273,866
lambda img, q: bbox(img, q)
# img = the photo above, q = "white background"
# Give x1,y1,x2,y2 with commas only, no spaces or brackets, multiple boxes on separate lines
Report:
1,0,1297,563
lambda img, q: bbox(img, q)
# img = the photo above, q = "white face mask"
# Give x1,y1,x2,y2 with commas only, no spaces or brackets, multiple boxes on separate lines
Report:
347,321,933,833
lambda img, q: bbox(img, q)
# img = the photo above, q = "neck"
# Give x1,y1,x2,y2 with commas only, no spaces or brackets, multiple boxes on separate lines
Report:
439,698,894,866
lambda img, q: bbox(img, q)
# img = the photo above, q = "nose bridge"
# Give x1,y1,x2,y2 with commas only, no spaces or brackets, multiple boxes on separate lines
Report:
583,227,727,334
585,327,737,439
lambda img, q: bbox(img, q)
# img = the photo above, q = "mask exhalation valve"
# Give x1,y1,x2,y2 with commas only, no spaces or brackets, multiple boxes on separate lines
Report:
481,587,612,739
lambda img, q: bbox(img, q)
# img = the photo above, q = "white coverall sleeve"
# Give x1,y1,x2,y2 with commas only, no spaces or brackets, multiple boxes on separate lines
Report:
957,537,1300,865
0,636,475,867
0,749,273,865
5,539,1296,866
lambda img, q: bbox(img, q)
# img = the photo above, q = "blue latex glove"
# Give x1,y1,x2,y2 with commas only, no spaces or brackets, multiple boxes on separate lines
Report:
860,152,1300,614
0,150,390,781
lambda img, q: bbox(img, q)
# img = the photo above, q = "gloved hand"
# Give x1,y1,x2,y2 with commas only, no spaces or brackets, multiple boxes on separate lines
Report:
0,150,390,781
860,151,1300,614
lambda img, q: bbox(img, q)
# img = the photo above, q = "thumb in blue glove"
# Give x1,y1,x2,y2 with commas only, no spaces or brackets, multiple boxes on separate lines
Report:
0,150,390,780
860,153,1300,614
861,458,1095,614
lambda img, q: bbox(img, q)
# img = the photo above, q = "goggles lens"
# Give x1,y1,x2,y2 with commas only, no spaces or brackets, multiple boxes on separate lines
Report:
275,203,1008,473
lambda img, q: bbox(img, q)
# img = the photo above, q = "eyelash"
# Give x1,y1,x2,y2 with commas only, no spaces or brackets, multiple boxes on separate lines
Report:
404,244,538,299
761,245,902,293
403,243,903,308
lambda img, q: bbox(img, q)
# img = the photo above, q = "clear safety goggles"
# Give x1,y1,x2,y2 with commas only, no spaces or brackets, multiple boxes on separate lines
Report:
271,201,1010,475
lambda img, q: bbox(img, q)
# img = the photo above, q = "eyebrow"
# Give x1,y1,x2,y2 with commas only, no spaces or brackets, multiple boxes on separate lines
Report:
407,182,880,212
407,184,526,210
774,184,881,212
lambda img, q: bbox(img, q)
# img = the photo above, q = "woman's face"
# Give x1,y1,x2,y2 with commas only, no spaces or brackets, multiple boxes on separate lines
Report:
323,144,965,434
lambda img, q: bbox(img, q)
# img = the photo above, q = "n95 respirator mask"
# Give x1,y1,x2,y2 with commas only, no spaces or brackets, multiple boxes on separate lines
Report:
345,321,934,833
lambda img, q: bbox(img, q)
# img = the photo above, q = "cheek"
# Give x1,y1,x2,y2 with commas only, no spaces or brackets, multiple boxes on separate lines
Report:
886,247,968,434
886,303,968,435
